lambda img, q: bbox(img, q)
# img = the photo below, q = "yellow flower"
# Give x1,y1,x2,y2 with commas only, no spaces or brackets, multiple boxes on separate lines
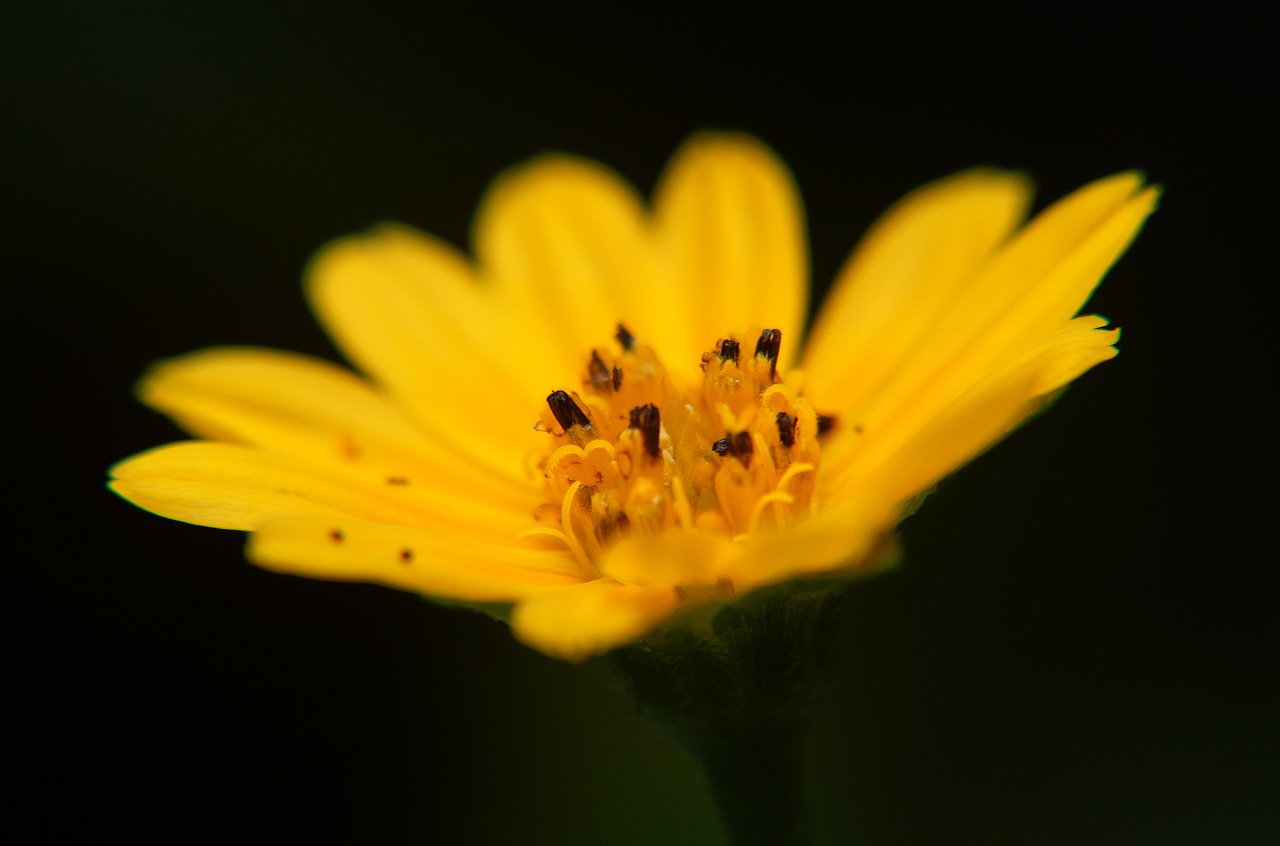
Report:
110,135,1158,662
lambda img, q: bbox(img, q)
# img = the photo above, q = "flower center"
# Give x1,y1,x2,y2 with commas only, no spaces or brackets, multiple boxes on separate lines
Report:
522,324,831,573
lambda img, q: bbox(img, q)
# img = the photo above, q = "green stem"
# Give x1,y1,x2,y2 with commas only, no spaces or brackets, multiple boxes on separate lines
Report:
603,576,860,846
680,717,813,846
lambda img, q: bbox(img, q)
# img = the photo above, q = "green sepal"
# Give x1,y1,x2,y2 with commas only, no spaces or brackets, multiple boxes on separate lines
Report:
604,531,900,730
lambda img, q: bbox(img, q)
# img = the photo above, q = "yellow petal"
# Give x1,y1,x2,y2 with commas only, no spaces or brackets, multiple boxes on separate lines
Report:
510,579,678,662
837,174,1156,447
974,175,1155,336
1014,315,1121,396
472,154,658,364
599,529,731,588
802,169,1033,414
138,346,536,507
900,177,1156,404
306,224,549,478
248,516,584,601
730,499,894,590
653,133,808,374
109,441,528,536
825,316,1121,509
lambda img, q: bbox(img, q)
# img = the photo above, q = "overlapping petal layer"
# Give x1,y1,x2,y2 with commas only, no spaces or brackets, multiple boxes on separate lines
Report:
112,134,1157,661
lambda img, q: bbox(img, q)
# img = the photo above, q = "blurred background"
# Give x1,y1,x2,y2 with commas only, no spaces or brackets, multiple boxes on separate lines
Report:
12,2,1273,843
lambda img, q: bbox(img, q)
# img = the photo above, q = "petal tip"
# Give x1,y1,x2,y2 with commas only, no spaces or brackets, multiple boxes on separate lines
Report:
666,131,793,182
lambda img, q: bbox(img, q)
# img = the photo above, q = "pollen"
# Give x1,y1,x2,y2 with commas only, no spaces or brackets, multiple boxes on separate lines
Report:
526,324,825,572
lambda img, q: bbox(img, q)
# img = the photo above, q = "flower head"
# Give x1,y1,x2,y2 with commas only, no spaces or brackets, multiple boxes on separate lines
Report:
111,135,1158,661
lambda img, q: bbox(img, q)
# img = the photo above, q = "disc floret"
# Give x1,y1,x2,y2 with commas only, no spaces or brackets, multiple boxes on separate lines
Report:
528,325,825,575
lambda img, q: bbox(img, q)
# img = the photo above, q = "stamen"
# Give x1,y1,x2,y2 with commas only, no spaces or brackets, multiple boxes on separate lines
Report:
587,351,612,391
629,404,661,459
615,323,635,351
560,480,593,568
718,338,741,363
528,326,825,568
776,461,815,494
573,484,604,561
754,328,782,378
776,412,796,448
547,390,591,431
816,414,836,437
749,491,795,534
712,431,754,465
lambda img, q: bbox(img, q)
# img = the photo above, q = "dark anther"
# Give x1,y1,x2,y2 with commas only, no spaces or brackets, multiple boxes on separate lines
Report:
629,404,661,459
547,390,591,430
587,350,612,390
713,432,754,466
399,548,414,564
755,329,782,378
329,529,344,544
718,338,741,363
612,365,623,392
776,412,796,448
615,323,635,351
386,476,409,486
816,414,836,438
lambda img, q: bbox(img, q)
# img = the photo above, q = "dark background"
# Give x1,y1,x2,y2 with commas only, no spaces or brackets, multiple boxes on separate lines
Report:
13,3,1273,843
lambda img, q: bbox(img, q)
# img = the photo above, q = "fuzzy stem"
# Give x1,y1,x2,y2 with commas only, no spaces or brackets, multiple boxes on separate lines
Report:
603,576,862,845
